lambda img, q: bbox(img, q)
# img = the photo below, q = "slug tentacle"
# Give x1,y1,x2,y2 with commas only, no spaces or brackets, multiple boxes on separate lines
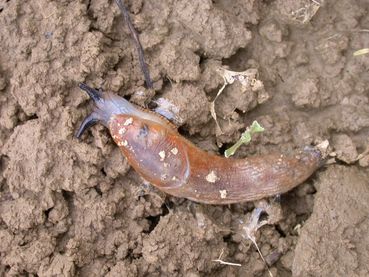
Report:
75,112,100,138
79,83,103,102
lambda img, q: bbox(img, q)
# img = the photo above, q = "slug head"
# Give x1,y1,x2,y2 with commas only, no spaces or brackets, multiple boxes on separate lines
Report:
76,83,137,138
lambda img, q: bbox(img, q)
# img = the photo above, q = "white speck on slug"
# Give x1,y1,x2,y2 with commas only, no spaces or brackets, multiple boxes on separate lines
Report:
164,162,169,168
159,150,166,161
118,128,126,135
118,140,128,147
170,147,178,155
123,117,133,126
206,170,219,183
219,190,227,199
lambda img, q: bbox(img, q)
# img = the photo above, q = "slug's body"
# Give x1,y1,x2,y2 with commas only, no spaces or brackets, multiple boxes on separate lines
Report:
77,83,322,204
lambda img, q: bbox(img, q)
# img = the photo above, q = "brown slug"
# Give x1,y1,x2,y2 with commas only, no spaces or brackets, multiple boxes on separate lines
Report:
76,83,322,204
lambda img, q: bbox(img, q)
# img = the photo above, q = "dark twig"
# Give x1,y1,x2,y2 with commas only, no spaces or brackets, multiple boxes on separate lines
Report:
115,0,153,89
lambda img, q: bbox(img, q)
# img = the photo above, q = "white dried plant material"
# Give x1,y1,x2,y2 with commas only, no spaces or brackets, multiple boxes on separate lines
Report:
210,78,227,134
315,139,330,159
212,248,241,267
240,206,276,277
353,48,369,56
217,68,261,90
154,97,184,125
291,1,321,24
357,146,369,167
210,67,264,134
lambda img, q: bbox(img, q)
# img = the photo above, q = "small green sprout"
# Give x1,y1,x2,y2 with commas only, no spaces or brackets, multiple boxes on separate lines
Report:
224,121,265,158
353,48,369,56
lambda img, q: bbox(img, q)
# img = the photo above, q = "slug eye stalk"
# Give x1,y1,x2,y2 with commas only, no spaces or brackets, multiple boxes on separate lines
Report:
75,112,99,139
75,83,103,138
78,83,103,103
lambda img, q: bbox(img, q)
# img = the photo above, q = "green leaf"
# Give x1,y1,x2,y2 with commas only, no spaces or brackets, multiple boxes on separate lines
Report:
224,121,265,158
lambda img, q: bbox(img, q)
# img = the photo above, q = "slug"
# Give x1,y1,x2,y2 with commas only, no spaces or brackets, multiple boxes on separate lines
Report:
76,83,322,204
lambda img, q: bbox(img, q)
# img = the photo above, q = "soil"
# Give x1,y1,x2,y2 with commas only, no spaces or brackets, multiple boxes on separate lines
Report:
0,0,369,276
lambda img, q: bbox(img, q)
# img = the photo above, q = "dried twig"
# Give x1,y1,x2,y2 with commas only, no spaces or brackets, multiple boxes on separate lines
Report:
353,48,369,56
212,249,242,267
115,0,153,89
